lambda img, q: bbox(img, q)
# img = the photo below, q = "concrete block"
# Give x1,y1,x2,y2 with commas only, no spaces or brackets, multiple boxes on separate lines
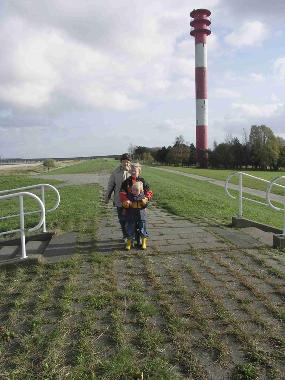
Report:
26,240,46,255
0,246,19,259
232,217,281,234
273,234,285,249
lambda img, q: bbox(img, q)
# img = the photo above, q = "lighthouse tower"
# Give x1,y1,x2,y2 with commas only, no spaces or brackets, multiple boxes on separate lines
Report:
190,9,211,167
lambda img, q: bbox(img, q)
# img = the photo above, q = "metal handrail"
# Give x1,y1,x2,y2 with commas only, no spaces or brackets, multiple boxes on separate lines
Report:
266,176,285,235
225,171,285,235
0,192,45,259
0,184,60,232
225,172,271,217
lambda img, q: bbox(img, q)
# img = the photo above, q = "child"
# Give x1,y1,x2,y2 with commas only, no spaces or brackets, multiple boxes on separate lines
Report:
122,181,149,251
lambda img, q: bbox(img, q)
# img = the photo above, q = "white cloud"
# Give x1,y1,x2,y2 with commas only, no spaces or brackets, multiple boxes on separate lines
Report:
250,72,265,82
225,21,268,47
232,102,284,118
214,88,240,98
273,57,285,80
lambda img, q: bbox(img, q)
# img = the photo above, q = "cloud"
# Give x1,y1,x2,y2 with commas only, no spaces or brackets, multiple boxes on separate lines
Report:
0,2,202,115
155,119,189,132
250,72,265,82
225,21,268,47
214,88,240,98
273,57,285,80
232,102,284,118
221,0,285,22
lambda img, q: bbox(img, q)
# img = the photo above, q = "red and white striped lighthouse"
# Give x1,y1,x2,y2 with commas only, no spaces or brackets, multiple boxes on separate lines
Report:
190,8,211,167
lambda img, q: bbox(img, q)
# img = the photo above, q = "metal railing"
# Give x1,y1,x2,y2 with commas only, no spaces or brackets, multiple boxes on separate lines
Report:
0,192,45,259
0,184,60,232
266,176,285,235
225,171,285,235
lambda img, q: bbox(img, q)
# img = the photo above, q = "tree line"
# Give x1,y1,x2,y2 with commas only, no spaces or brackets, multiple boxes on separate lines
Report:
130,125,285,170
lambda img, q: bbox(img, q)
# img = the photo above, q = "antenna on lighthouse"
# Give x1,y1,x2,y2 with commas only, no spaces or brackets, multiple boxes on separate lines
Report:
190,8,211,168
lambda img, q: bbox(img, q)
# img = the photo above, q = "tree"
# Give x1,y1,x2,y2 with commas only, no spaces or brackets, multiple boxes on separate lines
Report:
43,159,56,171
249,125,279,170
142,151,154,164
169,135,190,165
231,137,243,169
155,146,169,163
188,143,196,166
277,136,285,169
133,146,149,161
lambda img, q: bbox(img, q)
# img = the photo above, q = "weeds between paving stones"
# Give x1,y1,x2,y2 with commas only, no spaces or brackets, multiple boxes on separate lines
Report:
190,251,285,370
184,260,283,379
141,255,210,379
162,258,232,366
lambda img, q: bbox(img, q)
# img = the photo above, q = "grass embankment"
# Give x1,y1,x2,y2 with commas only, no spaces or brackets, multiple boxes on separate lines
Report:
1,160,284,232
143,167,284,229
159,166,285,195
0,175,103,235
49,158,118,174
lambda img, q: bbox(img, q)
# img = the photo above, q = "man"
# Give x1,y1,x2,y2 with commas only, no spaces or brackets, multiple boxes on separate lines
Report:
105,153,131,240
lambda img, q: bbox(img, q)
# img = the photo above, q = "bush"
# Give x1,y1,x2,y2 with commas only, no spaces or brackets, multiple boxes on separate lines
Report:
43,159,56,171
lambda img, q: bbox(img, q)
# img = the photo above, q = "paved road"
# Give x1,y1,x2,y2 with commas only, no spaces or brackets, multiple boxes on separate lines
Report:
153,167,285,204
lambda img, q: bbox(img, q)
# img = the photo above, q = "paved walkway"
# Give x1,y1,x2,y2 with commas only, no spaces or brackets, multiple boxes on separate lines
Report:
38,173,272,253
95,203,268,255
0,172,275,265
153,167,284,203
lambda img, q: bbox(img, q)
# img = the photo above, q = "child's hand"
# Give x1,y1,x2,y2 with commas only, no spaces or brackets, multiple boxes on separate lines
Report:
141,198,148,206
122,200,131,208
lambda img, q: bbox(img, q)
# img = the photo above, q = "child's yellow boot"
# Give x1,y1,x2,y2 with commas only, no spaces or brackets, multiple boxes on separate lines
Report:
141,237,147,250
125,239,132,251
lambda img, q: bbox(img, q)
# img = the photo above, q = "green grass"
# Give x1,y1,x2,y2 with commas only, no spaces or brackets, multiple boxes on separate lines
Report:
0,175,62,192
1,184,103,235
158,166,285,195
143,166,284,229
49,158,118,174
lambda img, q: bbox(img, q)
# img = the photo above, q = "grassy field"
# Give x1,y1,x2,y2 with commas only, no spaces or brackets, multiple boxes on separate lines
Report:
1,160,284,233
142,167,284,229
1,160,285,379
0,176,103,236
160,166,285,196
49,158,118,174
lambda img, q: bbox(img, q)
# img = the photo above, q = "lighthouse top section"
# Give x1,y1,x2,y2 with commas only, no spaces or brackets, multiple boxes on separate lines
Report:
190,9,211,43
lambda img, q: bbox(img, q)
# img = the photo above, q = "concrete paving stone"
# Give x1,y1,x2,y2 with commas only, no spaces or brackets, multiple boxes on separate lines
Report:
156,244,192,253
26,240,47,255
0,245,19,260
190,242,222,250
165,239,192,245
242,227,273,246
44,232,77,258
209,227,263,248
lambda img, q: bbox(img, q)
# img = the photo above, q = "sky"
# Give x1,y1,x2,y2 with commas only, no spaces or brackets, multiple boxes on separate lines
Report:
0,0,285,158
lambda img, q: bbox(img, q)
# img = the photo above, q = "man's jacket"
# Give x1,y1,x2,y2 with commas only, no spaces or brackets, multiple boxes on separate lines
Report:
105,165,130,207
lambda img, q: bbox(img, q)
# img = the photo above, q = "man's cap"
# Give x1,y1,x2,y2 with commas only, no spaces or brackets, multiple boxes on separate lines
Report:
120,153,131,161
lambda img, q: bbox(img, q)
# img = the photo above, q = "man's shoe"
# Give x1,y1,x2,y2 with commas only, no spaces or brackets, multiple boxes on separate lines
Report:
125,239,132,251
141,237,147,250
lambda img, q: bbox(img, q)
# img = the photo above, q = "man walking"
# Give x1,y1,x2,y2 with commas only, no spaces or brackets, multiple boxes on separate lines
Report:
105,153,131,240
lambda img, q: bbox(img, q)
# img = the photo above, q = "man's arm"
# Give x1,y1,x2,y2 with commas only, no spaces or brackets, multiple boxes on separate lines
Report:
105,172,115,203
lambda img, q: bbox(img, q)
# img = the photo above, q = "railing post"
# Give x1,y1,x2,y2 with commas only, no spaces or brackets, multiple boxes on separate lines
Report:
41,185,47,232
19,195,27,259
238,172,243,218
283,190,285,236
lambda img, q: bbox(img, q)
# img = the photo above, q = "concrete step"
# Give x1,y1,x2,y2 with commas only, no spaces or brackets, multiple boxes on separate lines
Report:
0,245,19,260
242,227,273,246
43,232,77,263
26,240,49,256
0,232,53,266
